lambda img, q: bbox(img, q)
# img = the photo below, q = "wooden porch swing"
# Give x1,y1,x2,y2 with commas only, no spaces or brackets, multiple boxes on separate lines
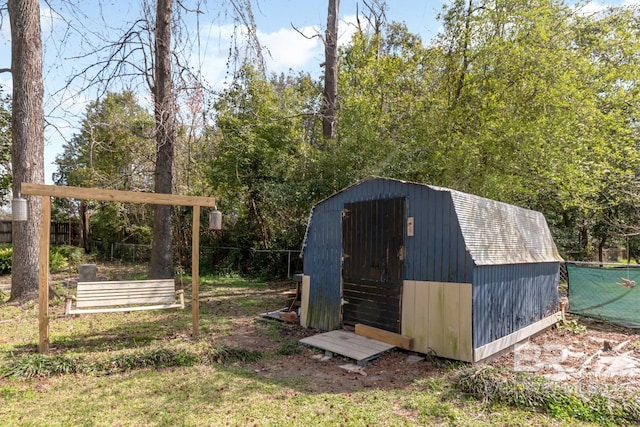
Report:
21,183,217,354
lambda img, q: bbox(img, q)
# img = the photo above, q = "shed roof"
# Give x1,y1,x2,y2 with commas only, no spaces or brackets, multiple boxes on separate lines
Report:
433,186,563,265
303,177,563,266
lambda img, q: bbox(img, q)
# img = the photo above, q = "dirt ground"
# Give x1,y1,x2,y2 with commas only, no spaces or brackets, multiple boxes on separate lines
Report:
215,306,640,395
2,265,639,395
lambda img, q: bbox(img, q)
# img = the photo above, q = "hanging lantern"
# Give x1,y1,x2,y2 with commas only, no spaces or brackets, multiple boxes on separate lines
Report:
12,197,28,222
208,208,222,230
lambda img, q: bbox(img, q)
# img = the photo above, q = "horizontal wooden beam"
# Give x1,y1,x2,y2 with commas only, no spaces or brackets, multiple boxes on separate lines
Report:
355,323,413,349
21,183,216,207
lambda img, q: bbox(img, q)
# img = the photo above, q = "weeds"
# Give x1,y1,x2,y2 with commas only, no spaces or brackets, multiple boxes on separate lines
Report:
557,319,587,334
1,353,92,378
200,343,263,364
265,321,301,356
95,348,197,375
1,344,262,378
274,339,301,356
456,366,640,426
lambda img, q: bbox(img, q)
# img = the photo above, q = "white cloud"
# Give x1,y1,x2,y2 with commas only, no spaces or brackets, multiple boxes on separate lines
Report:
196,22,324,85
576,2,610,15
339,15,360,46
258,25,322,73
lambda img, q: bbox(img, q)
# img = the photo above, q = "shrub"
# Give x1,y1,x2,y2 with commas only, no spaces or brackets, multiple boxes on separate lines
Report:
1,345,262,378
0,245,89,275
49,249,69,273
0,245,11,274
1,354,91,378
199,344,263,364
95,348,198,374
456,366,640,426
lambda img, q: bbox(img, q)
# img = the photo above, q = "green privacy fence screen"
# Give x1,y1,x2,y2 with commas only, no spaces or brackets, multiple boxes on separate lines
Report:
567,263,640,324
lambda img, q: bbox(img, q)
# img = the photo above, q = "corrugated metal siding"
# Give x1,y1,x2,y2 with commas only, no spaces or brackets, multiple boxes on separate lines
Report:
447,189,563,265
302,207,343,330
303,178,475,330
404,184,473,283
472,263,560,348
303,176,561,339
303,178,409,330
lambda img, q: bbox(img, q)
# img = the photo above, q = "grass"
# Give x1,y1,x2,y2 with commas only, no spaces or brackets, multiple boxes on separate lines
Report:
0,269,627,426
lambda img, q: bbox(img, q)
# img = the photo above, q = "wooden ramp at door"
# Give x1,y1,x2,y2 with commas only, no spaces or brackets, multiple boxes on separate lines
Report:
300,330,395,366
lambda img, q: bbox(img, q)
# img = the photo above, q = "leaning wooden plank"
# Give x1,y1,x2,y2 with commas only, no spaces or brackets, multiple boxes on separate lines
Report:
355,323,413,349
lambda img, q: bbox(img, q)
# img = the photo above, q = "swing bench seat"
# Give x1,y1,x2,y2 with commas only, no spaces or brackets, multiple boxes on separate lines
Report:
65,279,185,315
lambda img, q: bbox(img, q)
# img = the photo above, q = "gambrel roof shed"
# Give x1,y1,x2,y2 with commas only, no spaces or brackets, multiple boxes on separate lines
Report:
300,177,563,362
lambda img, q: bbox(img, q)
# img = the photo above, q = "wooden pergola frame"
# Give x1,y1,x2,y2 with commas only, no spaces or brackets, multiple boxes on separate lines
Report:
21,183,217,354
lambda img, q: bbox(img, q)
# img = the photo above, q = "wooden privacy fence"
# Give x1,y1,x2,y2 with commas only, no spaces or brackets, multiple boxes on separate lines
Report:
0,220,81,245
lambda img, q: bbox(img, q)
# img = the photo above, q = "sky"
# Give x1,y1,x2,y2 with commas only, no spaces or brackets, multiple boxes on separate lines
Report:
0,0,636,184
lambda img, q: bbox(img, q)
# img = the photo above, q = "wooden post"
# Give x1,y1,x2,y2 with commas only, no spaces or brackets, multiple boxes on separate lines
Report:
20,183,216,348
191,205,200,338
38,196,51,354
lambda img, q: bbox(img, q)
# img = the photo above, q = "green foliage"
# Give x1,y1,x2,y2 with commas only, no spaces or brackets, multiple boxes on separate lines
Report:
1,344,263,378
1,353,91,378
49,246,90,273
456,366,640,425
0,89,12,203
54,245,87,266
265,322,301,356
53,91,156,249
557,319,587,334
95,348,198,374
49,249,69,273
0,244,12,274
0,245,88,275
48,4,640,273
274,339,301,356
203,65,322,276
199,344,263,364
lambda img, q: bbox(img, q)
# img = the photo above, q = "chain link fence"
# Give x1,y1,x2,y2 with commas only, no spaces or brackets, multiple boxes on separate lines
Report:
93,242,302,279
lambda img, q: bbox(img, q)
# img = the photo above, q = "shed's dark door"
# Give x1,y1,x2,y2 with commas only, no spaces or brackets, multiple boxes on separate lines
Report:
342,197,405,333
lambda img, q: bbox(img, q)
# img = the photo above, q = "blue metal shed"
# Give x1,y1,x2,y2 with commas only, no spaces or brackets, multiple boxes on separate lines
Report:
300,176,563,362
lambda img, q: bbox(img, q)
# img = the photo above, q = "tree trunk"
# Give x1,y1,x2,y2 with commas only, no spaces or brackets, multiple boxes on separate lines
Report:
598,236,607,264
453,0,474,105
149,0,175,279
8,0,44,302
80,200,90,253
322,0,339,139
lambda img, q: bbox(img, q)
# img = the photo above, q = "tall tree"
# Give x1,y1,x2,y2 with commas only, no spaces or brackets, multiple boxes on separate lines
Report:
207,65,319,271
322,0,339,139
149,0,176,279
8,0,44,301
0,90,12,201
54,91,155,251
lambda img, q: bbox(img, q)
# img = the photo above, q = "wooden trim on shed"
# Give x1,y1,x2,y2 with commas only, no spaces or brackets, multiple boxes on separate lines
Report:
473,311,561,362
300,275,310,328
401,280,473,362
